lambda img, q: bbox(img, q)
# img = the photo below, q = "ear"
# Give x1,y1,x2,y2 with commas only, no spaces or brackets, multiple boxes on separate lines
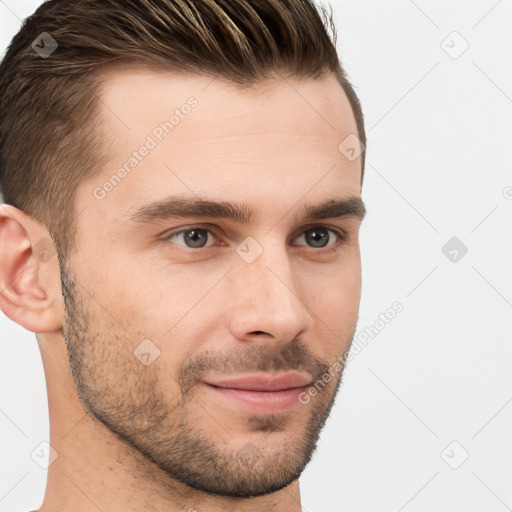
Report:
0,204,64,333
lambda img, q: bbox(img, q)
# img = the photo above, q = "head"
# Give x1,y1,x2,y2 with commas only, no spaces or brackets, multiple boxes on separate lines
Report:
0,0,366,501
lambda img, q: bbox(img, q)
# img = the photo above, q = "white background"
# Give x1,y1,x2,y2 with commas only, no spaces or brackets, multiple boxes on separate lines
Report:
1,1,511,511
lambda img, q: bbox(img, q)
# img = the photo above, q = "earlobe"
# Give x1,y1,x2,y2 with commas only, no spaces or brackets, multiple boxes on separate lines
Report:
0,204,63,333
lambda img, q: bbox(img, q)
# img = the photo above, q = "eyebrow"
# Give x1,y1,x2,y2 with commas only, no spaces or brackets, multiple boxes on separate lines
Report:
124,194,366,226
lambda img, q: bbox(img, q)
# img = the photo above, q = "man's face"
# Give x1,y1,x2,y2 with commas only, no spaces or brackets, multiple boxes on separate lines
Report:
60,69,364,497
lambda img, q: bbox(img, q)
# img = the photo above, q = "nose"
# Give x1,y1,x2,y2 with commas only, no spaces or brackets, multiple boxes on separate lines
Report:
226,242,312,344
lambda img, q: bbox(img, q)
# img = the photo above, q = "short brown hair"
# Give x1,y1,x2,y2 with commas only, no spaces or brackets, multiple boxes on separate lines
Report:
0,0,366,260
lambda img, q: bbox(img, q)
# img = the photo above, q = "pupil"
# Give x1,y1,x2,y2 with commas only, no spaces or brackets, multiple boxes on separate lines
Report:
185,229,208,248
307,228,329,247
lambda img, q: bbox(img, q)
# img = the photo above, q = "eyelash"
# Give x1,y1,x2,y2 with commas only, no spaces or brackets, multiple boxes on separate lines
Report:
161,224,347,251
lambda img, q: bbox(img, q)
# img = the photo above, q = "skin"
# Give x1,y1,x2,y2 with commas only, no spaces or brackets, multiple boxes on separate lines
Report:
0,69,365,512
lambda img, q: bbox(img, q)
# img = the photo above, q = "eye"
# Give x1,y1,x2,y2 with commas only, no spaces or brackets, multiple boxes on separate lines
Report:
293,227,345,249
165,227,217,249
162,225,345,250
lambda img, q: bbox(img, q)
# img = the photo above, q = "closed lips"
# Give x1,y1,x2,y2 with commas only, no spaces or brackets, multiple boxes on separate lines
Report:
202,372,312,391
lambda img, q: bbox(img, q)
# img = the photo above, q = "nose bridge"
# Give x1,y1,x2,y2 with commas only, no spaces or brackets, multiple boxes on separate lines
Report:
227,238,311,339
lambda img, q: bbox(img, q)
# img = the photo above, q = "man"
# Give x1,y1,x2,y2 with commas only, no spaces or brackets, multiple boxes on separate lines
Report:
0,0,366,510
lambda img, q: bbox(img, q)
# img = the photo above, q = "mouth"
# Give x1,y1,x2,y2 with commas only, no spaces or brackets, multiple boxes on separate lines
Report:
201,372,313,414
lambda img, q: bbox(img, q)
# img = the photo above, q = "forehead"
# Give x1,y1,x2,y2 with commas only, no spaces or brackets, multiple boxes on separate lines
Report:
77,68,362,232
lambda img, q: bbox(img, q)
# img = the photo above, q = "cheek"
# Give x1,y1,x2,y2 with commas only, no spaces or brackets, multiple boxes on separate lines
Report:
300,254,362,307
93,255,203,327
298,258,361,350
96,264,223,366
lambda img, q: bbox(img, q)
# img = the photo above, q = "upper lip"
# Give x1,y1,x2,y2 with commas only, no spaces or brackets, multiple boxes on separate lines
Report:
203,372,312,391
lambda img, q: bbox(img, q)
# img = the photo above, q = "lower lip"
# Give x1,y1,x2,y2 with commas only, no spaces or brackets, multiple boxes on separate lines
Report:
202,383,308,414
